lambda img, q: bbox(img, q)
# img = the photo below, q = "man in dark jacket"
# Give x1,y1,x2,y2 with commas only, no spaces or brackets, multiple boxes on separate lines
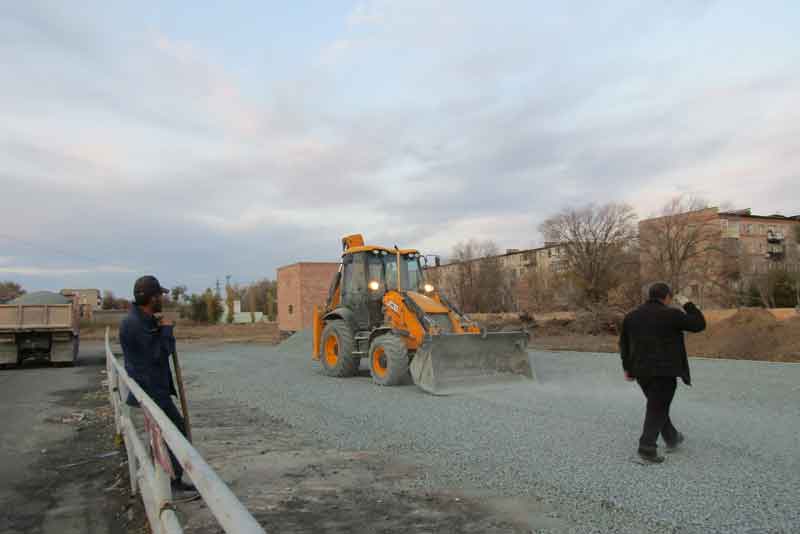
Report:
619,282,706,463
120,275,195,492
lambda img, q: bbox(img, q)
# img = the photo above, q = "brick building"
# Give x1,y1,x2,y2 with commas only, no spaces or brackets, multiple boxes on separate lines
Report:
276,262,340,332
425,244,570,313
639,208,800,307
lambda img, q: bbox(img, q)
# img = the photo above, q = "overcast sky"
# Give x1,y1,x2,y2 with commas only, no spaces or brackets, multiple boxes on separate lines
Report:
1,1,798,297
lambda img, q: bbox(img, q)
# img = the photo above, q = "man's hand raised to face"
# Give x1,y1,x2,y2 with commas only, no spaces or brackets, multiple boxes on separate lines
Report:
674,294,690,307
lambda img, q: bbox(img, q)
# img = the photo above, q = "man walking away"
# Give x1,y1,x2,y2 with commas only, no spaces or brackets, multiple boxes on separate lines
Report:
120,275,196,493
619,282,706,463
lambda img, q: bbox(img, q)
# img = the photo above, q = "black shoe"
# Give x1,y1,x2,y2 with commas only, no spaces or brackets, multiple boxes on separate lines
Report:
637,447,665,464
171,479,198,494
665,432,685,452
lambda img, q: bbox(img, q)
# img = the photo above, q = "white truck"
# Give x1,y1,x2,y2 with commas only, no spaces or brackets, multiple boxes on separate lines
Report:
0,292,80,368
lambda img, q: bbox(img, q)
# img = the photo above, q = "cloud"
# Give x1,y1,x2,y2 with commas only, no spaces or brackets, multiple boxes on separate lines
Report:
1,1,798,296
0,265,135,277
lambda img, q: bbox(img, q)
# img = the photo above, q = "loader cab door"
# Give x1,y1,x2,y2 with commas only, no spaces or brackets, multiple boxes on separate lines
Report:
341,252,384,330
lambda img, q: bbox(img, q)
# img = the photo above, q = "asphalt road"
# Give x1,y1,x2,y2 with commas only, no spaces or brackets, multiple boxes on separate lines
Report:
179,334,800,534
0,343,124,534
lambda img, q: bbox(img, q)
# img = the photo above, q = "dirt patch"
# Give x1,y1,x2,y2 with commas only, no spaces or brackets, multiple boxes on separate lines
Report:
173,399,528,534
82,321,282,345
687,308,800,362
526,308,800,363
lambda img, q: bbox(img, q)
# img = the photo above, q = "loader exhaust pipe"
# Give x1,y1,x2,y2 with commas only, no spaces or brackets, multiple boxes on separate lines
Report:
409,331,534,395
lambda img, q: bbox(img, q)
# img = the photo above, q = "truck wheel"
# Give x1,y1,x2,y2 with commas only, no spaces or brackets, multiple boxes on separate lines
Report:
319,320,357,377
369,334,409,386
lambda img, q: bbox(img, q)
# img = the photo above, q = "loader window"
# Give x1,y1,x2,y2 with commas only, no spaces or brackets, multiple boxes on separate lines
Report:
367,255,385,295
385,254,425,291
407,256,423,290
341,253,368,307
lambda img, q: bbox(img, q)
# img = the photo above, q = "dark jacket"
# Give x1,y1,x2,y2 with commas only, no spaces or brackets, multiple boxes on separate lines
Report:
619,299,706,385
119,306,177,403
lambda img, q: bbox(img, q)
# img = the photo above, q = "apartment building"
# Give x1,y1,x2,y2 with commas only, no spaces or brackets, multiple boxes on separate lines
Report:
424,243,570,313
639,208,800,307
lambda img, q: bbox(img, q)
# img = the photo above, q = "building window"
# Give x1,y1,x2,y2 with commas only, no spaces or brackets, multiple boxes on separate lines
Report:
288,305,293,315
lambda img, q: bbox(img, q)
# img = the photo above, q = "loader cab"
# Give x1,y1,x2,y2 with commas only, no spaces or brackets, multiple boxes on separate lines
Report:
340,248,426,330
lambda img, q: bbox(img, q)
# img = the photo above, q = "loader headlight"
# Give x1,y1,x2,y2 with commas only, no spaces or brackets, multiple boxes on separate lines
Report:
424,283,434,293
368,280,380,291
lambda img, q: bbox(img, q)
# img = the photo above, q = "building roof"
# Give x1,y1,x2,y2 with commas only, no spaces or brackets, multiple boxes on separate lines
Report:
718,210,800,222
426,242,565,269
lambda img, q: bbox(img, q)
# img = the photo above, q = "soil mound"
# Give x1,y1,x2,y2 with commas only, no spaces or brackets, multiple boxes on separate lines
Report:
687,308,800,362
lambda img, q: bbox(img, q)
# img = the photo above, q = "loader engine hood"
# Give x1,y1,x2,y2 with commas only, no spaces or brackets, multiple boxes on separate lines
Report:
406,291,449,315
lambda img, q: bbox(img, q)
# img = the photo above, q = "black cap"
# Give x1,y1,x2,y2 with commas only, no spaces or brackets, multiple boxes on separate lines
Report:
133,275,169,304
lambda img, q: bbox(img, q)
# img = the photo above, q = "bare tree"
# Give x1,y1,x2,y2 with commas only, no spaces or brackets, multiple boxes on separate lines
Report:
539,203,638,304
448,239,508,312
607,241,643,311
521,267,558,312
171,285,188,304
241,279,277,316
639,196,731,305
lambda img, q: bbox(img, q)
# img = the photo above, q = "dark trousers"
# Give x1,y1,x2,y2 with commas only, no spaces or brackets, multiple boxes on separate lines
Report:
154,396,187,481
637,376,679,450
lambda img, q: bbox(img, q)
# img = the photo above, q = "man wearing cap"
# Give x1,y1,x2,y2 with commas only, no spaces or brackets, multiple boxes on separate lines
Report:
120,275,196,493
619,282,706,463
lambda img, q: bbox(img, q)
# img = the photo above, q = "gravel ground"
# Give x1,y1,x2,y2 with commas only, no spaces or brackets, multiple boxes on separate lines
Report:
178,332,800,533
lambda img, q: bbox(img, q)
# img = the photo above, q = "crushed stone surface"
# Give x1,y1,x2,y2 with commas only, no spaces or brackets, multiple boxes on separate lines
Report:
180,332,800,533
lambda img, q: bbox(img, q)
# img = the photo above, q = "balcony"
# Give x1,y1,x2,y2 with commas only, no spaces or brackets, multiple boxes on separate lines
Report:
767,230,785,243
766,243,785,260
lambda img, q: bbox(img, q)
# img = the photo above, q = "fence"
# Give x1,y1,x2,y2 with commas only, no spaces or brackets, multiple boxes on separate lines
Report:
105,328,266,534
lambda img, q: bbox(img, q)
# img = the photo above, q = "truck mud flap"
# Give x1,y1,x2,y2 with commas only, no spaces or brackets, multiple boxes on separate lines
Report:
409,331,534,395
0,334,16,366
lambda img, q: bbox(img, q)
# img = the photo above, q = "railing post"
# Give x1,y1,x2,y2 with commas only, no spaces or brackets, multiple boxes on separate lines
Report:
120,386,138,495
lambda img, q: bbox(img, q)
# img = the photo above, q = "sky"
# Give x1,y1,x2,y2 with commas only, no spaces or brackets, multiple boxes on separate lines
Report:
1,1,799,298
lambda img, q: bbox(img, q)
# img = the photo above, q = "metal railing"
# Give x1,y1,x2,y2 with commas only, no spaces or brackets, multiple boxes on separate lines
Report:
105,328,266,534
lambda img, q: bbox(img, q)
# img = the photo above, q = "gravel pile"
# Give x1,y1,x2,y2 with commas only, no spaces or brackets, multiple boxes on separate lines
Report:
184,340,800,533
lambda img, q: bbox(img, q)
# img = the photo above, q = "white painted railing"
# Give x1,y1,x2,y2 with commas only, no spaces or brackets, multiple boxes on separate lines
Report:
105,328,266,534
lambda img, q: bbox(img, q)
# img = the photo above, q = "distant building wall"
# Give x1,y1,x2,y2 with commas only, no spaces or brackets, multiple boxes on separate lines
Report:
277,262,340,332
61,288,101,320
425,244,570,313
639,208,800,308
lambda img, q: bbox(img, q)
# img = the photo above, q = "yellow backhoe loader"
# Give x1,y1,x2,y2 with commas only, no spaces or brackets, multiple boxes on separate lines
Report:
311,234,533,395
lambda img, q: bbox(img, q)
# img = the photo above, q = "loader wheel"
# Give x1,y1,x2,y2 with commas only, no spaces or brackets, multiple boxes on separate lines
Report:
369,334,409,386
319,320,357,377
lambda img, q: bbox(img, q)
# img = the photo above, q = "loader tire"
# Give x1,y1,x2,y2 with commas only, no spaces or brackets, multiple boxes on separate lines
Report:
319,321,357,377
369,334,409,386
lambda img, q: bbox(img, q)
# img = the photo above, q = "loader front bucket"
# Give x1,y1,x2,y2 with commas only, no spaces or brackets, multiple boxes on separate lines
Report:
409,331,533,395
